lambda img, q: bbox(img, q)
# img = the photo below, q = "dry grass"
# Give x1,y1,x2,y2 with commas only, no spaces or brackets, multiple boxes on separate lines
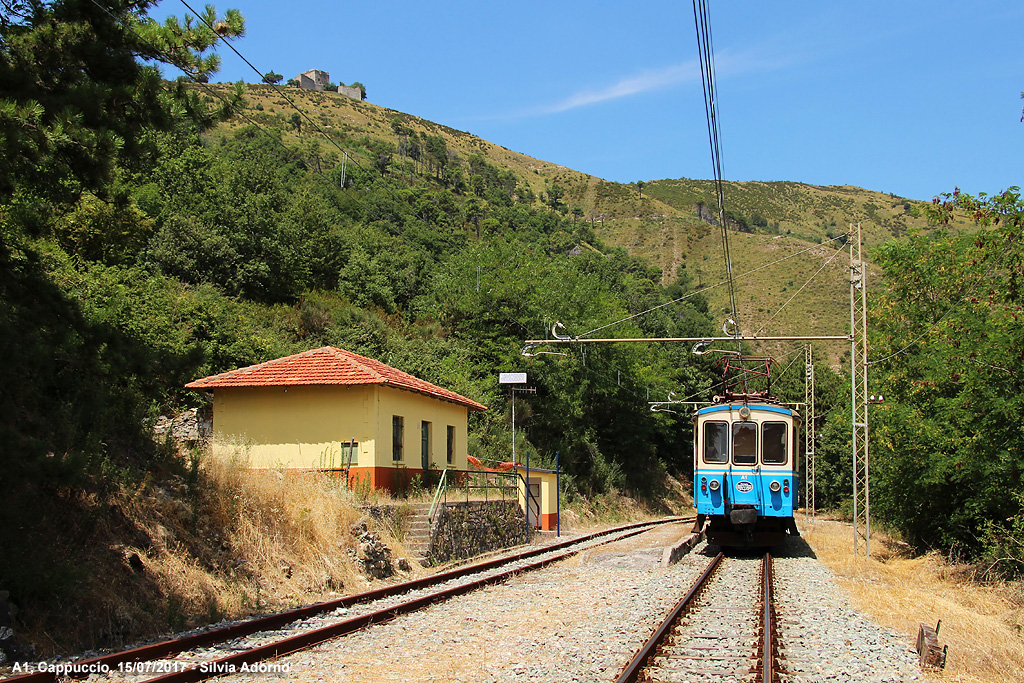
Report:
7,439,681,661
560,473,694,529
83,449,420,650
5,447,423,660
801,518,1024,683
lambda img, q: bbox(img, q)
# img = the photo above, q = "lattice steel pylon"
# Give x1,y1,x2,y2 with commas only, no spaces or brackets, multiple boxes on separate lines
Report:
849,222,870,555
804,344,816,524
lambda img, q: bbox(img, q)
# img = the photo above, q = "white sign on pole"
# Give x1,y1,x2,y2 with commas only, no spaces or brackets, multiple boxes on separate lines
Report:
499,372,527,385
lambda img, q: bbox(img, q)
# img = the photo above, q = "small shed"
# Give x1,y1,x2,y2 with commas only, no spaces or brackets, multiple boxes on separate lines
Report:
185,347,487,493
515,465,559,531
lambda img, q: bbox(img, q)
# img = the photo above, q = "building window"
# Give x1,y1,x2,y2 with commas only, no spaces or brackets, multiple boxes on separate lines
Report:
420,421,431,469
324,441,359,470
392,416,404,461
446,425,455,465
343,440,359,467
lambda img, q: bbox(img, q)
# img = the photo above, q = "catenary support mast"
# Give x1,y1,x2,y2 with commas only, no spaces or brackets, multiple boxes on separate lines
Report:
804,344,816,523
849,222,870,555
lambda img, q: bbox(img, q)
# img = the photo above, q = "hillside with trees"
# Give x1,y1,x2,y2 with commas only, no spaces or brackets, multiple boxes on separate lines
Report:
1,0,1021,659
218,82,968,350
1,0,723,653
871,189,1024,565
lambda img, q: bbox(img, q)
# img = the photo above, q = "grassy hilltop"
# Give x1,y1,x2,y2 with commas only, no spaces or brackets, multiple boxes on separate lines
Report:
216,84,962,355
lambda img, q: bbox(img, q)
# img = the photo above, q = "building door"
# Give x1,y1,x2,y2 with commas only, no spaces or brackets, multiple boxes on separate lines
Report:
528,483,541,527
446,425,455,465
421,421,431,471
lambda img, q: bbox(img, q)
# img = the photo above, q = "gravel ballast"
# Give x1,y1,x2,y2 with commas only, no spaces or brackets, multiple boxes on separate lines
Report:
774,534,924,683
206,523,926,682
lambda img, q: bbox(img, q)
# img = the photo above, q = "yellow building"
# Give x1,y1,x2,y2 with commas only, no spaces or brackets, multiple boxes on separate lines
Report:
515,466,559,531
186,347,487,492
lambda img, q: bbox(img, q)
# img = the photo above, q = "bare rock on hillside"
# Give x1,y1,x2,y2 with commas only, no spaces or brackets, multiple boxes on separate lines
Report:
152,408,211,446
350,518,369,537
351,532,393,580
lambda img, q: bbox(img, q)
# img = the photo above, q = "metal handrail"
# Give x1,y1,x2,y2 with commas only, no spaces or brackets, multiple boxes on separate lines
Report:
427,467,522,522
427,468,449,522
425,466,544,539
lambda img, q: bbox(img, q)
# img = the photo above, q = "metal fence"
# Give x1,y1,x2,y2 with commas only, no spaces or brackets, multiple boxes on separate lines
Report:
428,468,539,527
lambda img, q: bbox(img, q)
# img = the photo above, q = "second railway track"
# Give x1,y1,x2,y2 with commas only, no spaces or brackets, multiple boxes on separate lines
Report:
4,518,689,683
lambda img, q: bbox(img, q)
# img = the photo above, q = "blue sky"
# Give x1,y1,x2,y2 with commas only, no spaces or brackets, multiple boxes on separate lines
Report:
157,0,1023,201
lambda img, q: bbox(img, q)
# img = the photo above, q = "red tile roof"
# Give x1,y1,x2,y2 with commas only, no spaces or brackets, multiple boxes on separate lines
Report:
185,347,487,411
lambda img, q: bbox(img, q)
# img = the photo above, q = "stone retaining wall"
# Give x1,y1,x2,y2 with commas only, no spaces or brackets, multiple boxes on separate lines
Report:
429,500,526,565
359,503,402,527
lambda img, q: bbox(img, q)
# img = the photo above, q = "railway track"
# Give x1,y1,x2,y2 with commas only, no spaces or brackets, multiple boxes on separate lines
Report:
3,517,688,683
616,550,781,683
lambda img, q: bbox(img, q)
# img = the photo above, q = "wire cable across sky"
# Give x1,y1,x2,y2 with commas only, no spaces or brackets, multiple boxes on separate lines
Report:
692,0,740,344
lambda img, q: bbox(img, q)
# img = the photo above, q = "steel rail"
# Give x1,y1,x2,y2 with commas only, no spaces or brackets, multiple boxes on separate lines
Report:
615,551,725,683
757,552,778,683
3,517,687,683
127,521,668,683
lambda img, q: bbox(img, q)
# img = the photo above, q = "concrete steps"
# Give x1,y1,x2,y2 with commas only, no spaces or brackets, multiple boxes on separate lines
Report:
403,502,434,560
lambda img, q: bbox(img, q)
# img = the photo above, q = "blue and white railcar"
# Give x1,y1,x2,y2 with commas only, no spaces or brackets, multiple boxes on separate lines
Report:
693,400,801,547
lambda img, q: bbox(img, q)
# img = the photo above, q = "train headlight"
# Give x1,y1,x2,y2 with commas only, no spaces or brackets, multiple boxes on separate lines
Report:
770,480,781,493
708,479,720,491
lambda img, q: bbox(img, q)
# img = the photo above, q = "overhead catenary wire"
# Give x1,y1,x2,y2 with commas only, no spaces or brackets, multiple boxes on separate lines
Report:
570,6,854,396
578,233,850,339
693,0,740,349
647,343,808,412
754,241,848,336
769,346,808,381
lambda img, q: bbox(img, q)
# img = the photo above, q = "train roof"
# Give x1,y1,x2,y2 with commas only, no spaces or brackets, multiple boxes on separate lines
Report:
695,402,797,417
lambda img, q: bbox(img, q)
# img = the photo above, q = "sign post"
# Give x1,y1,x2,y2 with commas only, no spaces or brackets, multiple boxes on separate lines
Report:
500,373,535,540
498,373,530,465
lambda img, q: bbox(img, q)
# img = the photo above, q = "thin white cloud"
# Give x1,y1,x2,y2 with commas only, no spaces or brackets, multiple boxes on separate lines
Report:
459,47,795,124
542,60,701,114
528,48,788,118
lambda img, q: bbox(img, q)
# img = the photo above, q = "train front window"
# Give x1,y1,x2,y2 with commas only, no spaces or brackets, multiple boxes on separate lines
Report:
703,421,728,463
732,422,757,465
762,422,788,465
